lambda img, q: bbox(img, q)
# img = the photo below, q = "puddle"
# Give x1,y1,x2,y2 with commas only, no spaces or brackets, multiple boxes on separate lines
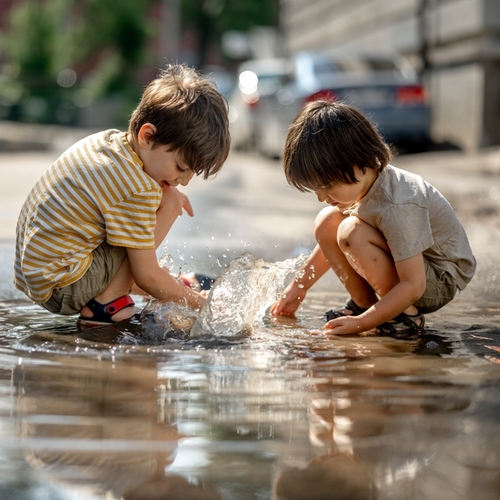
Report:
1,254,500,499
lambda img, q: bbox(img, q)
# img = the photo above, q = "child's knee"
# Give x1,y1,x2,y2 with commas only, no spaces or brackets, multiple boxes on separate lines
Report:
337,216,366,250
313,207,344,241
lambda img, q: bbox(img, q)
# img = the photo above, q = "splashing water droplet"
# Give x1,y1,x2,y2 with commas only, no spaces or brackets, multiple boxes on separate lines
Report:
190,252,305,339
158,253,175,271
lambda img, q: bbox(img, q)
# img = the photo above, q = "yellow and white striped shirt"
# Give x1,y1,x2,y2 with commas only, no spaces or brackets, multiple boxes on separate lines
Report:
14,130,162,303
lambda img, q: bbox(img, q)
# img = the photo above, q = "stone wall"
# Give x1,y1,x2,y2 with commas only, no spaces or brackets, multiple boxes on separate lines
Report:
279,0,500,151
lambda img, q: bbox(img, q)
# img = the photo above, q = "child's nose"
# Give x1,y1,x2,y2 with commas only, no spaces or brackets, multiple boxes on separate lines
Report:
315,190,326,203
179,171,195,186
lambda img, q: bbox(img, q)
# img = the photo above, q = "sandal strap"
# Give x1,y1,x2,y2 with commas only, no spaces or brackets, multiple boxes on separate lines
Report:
179,273,215,291
378,311,425,334
345,299,368,316
194,273,215,291
85,295,135,323
392,311,425,329
180,276,193,287
324,299,368,322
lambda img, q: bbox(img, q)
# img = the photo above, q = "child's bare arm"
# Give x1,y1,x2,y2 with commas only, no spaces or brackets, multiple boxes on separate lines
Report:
179,190,194,217
127,247,205,310
271,244,331,316
324,253,426,334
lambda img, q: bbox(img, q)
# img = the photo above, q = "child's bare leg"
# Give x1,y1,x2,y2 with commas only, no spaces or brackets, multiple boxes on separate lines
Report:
336,215,418,315
314,207,378,309
82,188,185,319
81,256,139,321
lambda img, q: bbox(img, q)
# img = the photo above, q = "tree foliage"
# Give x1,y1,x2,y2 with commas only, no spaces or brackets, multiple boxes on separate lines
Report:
2,0,155,123
182,0,278,66
0,0,278,123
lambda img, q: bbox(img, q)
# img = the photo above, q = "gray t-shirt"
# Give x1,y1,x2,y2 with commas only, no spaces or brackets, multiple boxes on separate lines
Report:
346,165,476,290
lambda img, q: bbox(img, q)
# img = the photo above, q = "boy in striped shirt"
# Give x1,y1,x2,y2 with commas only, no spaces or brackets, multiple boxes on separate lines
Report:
14,64,230,327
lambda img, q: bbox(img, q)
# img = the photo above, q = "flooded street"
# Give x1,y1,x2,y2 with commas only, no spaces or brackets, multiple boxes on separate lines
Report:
1,145,500,499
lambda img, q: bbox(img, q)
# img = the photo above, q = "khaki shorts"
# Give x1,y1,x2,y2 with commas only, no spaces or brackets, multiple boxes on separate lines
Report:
42,241,127,315
414,258,458,314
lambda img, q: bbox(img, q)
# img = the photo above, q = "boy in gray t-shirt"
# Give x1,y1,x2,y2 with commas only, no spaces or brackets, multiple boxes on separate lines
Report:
271,101,476,335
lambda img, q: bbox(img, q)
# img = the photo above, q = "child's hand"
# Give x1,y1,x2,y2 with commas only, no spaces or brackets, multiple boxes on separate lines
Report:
179,191,194,217
270,284,306,317
320,315,368,335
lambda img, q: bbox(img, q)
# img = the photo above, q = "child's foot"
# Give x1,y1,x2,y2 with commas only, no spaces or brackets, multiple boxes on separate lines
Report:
78,295,140,328
377,311,425,334
179,272,215,291
323,298,368,322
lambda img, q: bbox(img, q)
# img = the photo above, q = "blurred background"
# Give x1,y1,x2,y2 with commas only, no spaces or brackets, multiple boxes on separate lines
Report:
0,0,499,155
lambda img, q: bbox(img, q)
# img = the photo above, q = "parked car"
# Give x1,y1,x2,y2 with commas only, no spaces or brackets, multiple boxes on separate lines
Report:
253,50,431,158
227,58,290,151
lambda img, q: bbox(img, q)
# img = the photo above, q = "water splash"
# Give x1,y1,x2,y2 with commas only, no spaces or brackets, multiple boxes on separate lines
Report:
190,252,305,339
139,253,305,341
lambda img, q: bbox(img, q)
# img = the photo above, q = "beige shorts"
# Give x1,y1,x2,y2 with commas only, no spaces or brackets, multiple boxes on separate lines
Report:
414,258,458,314
42,241,127,315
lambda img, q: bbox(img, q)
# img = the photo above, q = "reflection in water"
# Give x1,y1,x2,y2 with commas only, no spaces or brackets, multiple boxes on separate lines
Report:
15,360,223,499
275,452,374,500
0,254,500,499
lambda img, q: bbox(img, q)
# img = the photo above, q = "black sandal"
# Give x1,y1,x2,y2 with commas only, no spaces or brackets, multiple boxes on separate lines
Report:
194,273,215,291
180,273,216,291
77,295,137,327
377,311,425,335
323,299,368,322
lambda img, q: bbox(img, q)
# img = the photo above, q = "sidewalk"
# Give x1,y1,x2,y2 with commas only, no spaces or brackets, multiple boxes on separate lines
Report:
0,120,98,153
2,119,500,202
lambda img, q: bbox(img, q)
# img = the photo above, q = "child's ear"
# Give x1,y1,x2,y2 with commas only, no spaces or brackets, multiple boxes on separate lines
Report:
137,123,157,149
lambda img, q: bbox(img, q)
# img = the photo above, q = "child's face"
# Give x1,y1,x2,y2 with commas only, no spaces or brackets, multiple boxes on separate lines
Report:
314,182,366,210
313,166,376,210
135,124,195,189
142,144,194,189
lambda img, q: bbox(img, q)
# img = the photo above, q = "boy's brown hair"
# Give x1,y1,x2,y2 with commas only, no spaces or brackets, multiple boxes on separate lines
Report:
283,100,392,192
129,64,230,179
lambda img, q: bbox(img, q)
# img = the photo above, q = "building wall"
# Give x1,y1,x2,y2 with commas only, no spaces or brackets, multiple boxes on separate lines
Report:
280,0,500,151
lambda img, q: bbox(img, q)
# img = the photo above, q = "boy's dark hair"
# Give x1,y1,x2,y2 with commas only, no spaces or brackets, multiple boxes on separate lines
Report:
283,100,392,192
129,63,230,179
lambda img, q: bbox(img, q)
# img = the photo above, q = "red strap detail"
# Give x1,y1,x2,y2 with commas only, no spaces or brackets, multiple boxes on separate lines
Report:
180,275,192,288
104,295,135,315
